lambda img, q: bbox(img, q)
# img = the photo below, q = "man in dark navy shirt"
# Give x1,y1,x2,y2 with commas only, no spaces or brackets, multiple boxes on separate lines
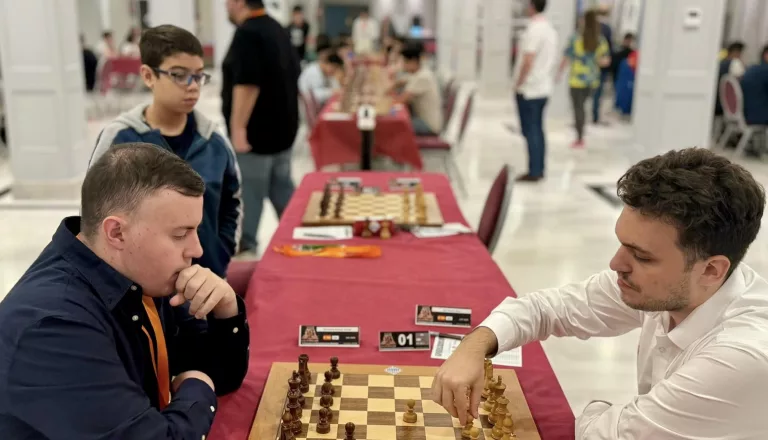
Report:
0,143,249,439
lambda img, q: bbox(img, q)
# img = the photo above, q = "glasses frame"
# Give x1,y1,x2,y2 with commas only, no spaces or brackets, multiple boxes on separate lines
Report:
153,68,211,87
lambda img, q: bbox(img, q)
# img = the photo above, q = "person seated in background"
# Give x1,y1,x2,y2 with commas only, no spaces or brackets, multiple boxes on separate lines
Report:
121,27,142,57
394,46,443,136
336,33,354,62
95,30,117,59
286,5,310,62
740,45,768,127
432,148,768,439
299,50,345,106
0,144,250,439
715,41,747,118
90,25,242,279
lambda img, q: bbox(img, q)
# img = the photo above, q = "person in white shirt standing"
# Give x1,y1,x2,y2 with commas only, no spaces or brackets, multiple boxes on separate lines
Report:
352,9,379,55
512,0,557,182
432,147,768,439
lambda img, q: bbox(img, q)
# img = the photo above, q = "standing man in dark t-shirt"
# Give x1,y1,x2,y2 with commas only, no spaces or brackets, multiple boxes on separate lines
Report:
287,5,310,62
222,0,301,254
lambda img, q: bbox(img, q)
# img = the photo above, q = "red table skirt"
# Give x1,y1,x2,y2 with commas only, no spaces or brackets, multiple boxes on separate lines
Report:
209,172,574,440
309,99,423,170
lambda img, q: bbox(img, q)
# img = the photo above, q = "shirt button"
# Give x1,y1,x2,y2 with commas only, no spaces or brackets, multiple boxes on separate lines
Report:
658,347,666,353
131,285,137,291
132,315,139,322
210,405,216,413
232,327,239,334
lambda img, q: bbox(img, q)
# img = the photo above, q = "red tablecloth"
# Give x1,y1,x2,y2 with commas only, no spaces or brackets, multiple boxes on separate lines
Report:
309,98,423,170
210,172,575,440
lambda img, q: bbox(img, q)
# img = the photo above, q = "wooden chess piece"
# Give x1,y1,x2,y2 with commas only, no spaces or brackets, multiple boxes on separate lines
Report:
344,422,356,440
281,410,296,440
380,222,391,239
481,359,493,400
316,407,331,434
500,415,515,440
489,395,509,426
330,357,341,379
469,427,481,440
288,371,305,411
461,416,475,439
320,392,333,409
489,377,507,424
299,355,311,391
483,378,500,412
402,399,418,423
287,393,302,433
491,416,504,440
322,371,335,396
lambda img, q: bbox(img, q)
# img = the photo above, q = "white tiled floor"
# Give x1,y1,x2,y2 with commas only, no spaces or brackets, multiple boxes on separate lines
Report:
3,85,768,418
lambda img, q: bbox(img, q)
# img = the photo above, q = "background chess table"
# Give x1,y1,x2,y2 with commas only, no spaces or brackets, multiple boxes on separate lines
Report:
302,192,445,227
250,363,541,440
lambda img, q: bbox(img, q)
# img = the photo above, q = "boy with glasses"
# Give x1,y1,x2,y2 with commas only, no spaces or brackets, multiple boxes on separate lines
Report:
91,25,242,279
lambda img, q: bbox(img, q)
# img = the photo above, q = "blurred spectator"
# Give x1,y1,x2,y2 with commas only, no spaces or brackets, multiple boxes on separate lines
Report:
352,9,379,54
715,41,746,117
592,6,613,124
395,47,442,136
740,45,768,126
612,33,635,87
299,45,344,106
286,5,310,61
81,35,98,92
120,27,141,57
95,31,117,59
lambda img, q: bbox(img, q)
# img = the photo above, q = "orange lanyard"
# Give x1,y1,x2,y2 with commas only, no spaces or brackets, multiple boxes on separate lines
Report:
141,296,171,409
250,8,267,18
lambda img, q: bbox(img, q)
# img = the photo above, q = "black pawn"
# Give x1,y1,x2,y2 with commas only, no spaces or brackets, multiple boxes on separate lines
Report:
316,408,331,434
281,410,296,440
330,356,340,379
345,422,356,440
322,371,335,396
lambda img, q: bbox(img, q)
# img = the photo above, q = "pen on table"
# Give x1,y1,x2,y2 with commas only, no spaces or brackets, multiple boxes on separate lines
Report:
303,233,337,239
429,331,465,341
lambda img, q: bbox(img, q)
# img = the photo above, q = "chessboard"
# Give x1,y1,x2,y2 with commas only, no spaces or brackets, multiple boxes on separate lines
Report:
249,361,541,440
301,189,444,227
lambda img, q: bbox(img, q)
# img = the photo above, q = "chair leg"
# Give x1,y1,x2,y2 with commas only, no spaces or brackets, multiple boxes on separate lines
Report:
733,128,754,158
716,124,734,150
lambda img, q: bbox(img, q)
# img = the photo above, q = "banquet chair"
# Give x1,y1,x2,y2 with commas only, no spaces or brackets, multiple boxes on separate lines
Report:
477,164,513,255
716,75,768,156
226,260,258,299
416,86,476,198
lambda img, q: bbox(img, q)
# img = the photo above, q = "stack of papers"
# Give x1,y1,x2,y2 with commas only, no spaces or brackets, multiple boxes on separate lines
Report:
412,222,473,239
293,226,353,240
431,335,522,367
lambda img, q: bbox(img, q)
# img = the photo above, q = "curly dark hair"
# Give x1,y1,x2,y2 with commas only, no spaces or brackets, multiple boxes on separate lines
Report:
617,148,765,277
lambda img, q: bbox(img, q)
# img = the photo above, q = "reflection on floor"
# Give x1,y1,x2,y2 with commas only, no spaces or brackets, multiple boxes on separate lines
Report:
3,86,768,417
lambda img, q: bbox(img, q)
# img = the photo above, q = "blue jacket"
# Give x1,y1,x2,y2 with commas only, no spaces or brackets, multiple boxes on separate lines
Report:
90,105,242,277
741,63,768,126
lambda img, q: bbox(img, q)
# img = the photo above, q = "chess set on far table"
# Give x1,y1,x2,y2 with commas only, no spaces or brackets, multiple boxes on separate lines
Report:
249,356,541,440
301,179,445,238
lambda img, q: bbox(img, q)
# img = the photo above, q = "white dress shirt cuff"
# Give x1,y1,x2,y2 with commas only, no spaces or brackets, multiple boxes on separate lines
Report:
478,312,520,354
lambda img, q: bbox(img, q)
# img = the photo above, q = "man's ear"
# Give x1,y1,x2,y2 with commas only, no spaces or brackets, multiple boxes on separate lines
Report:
102,216,128,251
140,65,156,90
699,255,732,287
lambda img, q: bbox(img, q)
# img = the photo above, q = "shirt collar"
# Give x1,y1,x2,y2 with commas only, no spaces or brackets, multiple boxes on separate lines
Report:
667,265,746,350
54,216,139,310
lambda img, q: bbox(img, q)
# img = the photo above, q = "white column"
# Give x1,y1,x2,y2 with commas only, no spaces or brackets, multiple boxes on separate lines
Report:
0,0,88,200
479,0,513,98
454,0,478,81
211,0,235,75
631,0,725,162
435,0,456,76
148,0,196,32
543,0,577,120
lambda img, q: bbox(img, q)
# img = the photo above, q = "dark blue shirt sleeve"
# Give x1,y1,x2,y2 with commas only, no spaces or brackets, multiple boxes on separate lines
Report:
7,316,217,440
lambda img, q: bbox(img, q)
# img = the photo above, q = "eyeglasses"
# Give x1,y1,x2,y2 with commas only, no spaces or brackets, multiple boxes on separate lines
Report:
153,68,211,87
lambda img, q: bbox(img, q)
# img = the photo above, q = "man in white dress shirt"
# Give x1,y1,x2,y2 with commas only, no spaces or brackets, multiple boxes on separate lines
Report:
352,9,379,55
432,148,768,439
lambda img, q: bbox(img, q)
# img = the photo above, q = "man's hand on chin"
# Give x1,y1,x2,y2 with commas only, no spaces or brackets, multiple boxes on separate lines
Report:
170,265,239,319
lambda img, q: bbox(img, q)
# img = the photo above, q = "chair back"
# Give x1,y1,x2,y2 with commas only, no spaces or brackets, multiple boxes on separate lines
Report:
456,89,476,145
477,165,513,254
442,83,459,133
720,74,746,128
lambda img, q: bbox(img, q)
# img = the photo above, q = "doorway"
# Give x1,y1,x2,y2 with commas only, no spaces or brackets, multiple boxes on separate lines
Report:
324,3,368,38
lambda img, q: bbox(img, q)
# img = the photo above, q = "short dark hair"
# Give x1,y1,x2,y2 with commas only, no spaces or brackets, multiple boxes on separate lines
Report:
624,33,635,41
728,41,745,55
401,46,422,62
316,34,332,54
293,5,303,13
325,53,345,68
139,25,204,69
617,148,765,277
245,0,265,8
531,0,547,13
102,31,113,39
82,144,205,238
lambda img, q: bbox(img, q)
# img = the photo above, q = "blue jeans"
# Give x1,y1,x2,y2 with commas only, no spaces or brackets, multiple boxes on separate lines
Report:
516,94,548,177
593,70,609,123
412,116,437,136
236,149,295,251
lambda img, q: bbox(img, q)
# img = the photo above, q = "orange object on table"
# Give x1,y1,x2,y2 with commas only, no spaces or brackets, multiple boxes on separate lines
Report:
273,244,382,258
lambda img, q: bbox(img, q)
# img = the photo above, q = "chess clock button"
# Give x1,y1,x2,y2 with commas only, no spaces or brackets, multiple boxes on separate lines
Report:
232,327,239,334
